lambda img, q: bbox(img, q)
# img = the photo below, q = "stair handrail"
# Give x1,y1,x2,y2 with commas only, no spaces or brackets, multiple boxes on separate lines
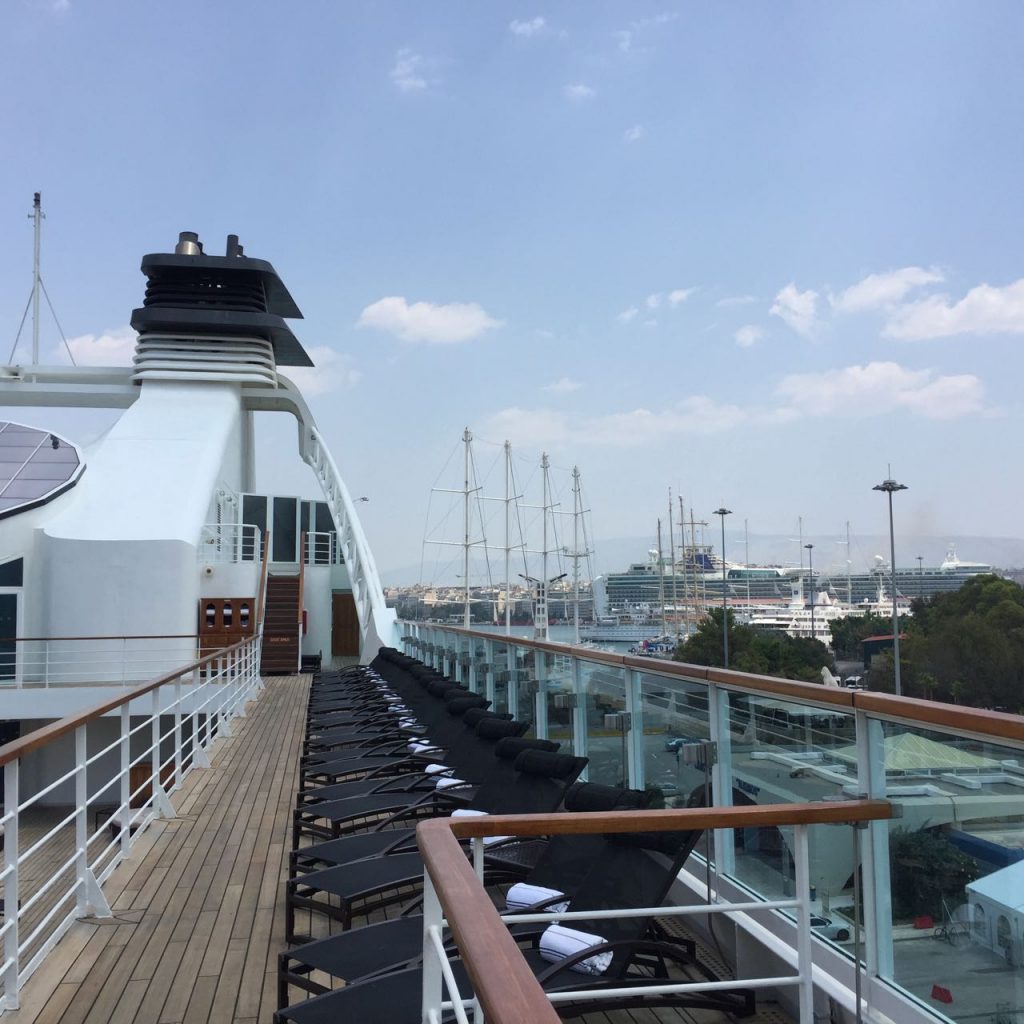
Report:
297,530,306,672
254,529,272,635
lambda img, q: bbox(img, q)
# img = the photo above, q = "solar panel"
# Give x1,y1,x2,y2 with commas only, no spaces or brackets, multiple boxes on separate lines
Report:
0,422,84,520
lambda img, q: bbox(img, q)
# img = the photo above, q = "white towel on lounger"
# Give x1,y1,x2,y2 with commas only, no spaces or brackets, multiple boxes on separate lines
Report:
505,883,568,913
539,924,612,975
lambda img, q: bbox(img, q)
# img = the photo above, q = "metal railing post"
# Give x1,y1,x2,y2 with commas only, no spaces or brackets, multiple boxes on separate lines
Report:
421,870,445,1024
793,824,814,1023
119,704,131,853
151,687,161,800
174,675,183,790
3,758,20,1008
709,682,735,876
74,725,89,916
624,667,643,790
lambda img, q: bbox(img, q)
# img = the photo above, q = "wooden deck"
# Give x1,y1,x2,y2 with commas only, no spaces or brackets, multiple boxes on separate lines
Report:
6,673,310,1024
5,671,789,1024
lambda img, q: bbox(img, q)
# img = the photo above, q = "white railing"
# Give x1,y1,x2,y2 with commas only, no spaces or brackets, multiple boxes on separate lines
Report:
0,635,201,689
198,522,261,564
418,802,893,1024
301,424,396,655
0,634,263,1009
303,530,340,566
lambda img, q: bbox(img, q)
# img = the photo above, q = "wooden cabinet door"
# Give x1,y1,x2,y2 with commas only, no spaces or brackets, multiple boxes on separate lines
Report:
331,592,360,656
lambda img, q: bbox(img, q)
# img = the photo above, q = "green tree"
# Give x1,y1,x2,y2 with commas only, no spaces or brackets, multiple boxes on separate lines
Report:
889,828,979,921
829,612,895,660
675,609,831,682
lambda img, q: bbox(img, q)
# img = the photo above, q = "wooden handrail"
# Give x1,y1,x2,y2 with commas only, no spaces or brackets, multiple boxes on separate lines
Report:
418,818,563,1024
412,622,1024,744
0,636,254,768
254,529,272,632
417,800,893,1024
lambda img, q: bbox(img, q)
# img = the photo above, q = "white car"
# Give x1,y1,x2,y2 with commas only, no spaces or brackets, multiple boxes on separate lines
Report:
811,915,851,942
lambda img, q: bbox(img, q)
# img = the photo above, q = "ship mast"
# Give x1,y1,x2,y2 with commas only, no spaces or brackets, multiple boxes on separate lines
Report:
462,427,472,628
30,192,43,366
668,490,678,637
562,466,592,645
656,518,666,634
504,441,512,634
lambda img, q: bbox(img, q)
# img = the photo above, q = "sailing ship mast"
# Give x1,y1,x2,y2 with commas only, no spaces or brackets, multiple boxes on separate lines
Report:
656,518,666,634
668,490,678,636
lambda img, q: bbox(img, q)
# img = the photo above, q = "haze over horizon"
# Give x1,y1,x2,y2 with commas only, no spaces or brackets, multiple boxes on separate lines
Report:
2,3,1023,574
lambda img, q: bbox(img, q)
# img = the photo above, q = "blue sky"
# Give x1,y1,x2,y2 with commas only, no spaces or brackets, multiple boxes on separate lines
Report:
2,2,1024,577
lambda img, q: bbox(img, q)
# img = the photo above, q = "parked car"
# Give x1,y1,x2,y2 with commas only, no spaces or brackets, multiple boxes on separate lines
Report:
811,915,851,942
664,736,691,752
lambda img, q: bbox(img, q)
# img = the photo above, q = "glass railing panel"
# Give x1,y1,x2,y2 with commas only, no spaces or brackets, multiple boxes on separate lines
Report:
873,722,1024,1021
543,650,574,749
723,690,857,919
512,644,537,726
579,660,627,786
490,640,509,713
638,671,711,808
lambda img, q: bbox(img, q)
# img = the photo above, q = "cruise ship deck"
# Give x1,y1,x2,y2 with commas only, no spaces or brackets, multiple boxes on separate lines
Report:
2,670,774,1024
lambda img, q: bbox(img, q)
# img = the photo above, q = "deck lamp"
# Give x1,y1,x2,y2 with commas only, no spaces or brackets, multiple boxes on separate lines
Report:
873,476,907,696
713,508,732,668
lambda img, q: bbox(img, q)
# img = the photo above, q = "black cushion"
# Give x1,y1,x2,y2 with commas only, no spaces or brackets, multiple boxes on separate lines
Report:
476,718,530,741
493,737,558,760
564,782,650,813
446,695,490,715
462,708,512,727
513,750,584,779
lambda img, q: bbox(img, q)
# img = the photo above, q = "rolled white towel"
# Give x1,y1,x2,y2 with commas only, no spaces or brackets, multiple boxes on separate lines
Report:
423,763,453,776
539,924,612,976
398,718,418,728
408,741,435,753
434,777,470,791
505,883,568,913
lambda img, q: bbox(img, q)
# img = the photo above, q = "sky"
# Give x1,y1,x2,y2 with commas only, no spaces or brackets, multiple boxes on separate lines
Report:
2,1,1024,580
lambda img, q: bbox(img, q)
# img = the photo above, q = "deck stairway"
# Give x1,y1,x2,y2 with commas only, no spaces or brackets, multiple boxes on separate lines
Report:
261,574,301,674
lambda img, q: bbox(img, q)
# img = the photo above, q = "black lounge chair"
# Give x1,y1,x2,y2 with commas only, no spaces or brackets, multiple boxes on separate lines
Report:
275,820,755,1022
284,748,588,942
277,782,649,1007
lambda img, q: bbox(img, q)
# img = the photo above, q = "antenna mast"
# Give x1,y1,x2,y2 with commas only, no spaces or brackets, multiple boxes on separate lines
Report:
668,490,678,637
30,192,44,366
657,518,666,634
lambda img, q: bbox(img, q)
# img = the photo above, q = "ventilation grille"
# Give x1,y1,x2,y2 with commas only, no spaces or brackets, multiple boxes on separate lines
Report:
132,332,278,386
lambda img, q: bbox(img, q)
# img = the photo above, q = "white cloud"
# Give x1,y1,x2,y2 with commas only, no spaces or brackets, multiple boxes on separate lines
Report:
615,12,678,53
285,347,361,396
716,295,756,308
770,283,819,337
486,396,747,448
616,306,639,323
734,325,763,348
668,287,695,306
510,17,545,37
645,293,662,309
623,124,644,143
543,377,582,393
52,0,70,11
833,267,943,314
774,361,985,420
643,319,658,328
883,278,1024,340
485,359,986,449
564,83,596,102
63,325,136,365
391,49,430,93
357,297,503,344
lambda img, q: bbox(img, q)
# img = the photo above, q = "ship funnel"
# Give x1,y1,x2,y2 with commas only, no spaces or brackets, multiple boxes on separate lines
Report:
130,230,313,384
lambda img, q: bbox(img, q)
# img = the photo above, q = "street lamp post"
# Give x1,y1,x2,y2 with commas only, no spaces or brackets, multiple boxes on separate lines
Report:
804,543,815,642
713,508,732,668
917,555,924,600
873,476,908,696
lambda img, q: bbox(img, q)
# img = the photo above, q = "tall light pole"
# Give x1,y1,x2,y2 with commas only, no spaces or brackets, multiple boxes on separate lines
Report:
805,543,815,642
713,508,732,667
873,476,908,696
917,555,923,600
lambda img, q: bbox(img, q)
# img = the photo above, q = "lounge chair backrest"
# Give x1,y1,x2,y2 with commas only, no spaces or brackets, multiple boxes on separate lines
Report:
494,737,559,759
